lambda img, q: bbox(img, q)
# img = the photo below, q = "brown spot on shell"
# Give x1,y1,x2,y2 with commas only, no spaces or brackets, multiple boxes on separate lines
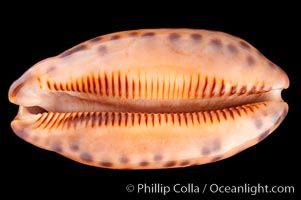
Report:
70,142,80,152
227,44,238,53
247,55,256,66
190,33,202,40
51,142,62,152
212,140,221,151
169,33,181,41
46,66,57,74
32,136,39,142
98,45,107,55
110,35,120,40
179,160,190,166
90,37,102,43
142,32,155,37
99,161,113,167
202,146,210,155
163,161,177,167
254,119,263,129
129,31,138,36
239,41,251,50
79,152,93,162
210,39,222,49
60,44,87,58
201,140,221,156
154,154,163,161
139,161,150,167
119,156,129,163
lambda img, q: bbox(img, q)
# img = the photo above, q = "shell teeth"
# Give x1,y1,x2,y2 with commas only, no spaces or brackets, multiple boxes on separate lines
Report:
43,71,269,99
39,71,272,114
33,102,265,130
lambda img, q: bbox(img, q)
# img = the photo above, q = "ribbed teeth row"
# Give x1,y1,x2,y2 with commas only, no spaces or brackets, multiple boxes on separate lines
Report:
42,71,270,99
33,102,265,130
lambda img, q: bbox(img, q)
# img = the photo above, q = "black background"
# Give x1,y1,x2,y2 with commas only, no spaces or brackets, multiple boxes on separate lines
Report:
1,3,299,199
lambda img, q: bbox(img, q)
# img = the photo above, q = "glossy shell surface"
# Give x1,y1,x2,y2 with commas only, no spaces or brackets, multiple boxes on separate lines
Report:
8,29,289,169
